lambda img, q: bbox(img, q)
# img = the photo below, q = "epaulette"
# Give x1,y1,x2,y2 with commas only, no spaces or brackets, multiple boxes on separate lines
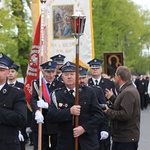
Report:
12,86,21,91
54,87,62,91
91,85,100,88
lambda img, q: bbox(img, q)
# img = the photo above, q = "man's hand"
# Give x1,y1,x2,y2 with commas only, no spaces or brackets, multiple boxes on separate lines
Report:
103,105,109,113
73,126,85,137
100,131,109,140
35,110,44,124
37,97,48,109
105,88,113,99
70,105,81,116
18,130,24,141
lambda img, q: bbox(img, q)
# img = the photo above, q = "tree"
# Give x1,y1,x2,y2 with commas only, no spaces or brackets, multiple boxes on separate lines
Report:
0,0,32,79
92,0,150,74
10,0,32,79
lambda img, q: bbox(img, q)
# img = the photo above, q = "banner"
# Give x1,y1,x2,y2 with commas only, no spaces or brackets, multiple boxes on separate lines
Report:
24,17,41,110
45,0,94,67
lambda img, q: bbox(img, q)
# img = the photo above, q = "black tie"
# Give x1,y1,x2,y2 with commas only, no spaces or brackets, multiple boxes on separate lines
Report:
9,84,14,87
69,90,74,97
47,83,51,89
95,80,98,86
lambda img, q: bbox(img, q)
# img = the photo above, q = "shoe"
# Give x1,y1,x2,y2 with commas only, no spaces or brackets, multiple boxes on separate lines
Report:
29,142,34,146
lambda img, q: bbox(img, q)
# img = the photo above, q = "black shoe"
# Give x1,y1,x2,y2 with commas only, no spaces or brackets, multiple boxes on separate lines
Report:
29,142,34,146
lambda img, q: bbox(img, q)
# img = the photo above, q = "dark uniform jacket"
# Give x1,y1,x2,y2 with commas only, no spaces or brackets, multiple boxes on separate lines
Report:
91,85,109,135
15,81,24,89
47,85,104,150
0,83,27,150
30,78,64,134
106,81,140,142
88,77,115,94
135,78,146,94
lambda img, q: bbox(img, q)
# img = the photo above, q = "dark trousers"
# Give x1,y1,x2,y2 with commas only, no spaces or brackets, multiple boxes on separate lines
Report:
140,94,145,110
99,136,111,150
33,131,57,150
112,141,138,150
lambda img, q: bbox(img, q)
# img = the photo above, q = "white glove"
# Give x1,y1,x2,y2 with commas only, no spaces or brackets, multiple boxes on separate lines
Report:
26,127,32,134
35,110,44,124
18,130,24,141
100,131,109,140
37,97,48,109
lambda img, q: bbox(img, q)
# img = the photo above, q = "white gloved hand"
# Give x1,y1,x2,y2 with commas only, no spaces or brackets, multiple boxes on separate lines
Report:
18,130,24,141
100,131,109,140
26,127,32,134
35,110,44,124
37,97,48,109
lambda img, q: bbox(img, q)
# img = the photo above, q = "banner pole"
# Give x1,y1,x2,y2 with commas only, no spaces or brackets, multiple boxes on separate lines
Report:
38,0,47,150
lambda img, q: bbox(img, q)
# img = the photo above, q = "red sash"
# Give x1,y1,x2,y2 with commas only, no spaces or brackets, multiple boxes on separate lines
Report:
42,78,51,104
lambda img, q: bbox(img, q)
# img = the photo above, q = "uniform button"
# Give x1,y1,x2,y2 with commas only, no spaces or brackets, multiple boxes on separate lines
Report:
3,104,6,106
84,102,86,104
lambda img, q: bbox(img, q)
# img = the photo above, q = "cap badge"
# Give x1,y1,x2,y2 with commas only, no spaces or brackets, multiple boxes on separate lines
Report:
94,59,97,62
79,67,82,70
48,62,51,66
66,62,70,66
58,55,61,58
0,53,3,58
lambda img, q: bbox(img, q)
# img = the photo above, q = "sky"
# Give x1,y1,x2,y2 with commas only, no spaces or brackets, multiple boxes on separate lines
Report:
131,0,150,10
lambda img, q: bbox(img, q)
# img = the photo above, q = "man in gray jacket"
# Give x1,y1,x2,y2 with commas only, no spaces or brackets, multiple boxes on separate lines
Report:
104,66,140,150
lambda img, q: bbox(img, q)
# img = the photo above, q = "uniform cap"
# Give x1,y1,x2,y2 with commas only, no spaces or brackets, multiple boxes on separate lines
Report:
60,61,76,72
50,54,66,65
87,58,103,68
10,64,19,71
40,61,57,71
79,66,88,77
0,52,14,69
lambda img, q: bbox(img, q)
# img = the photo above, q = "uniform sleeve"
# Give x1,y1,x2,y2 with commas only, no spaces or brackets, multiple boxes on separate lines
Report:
30,80,39,113
0,89,27,128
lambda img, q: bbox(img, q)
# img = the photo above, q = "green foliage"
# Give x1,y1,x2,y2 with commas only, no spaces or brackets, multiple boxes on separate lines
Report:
92,0,150,74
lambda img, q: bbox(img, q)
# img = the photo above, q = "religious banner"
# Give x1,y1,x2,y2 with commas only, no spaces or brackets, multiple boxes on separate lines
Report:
104,52,124,76
45,0,94,67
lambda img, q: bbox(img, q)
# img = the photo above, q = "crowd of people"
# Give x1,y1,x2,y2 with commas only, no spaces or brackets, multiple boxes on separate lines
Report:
0,52,149,150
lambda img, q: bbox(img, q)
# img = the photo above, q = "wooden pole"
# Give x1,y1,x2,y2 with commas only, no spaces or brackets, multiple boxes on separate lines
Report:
38,1,46,150
74,36,80,150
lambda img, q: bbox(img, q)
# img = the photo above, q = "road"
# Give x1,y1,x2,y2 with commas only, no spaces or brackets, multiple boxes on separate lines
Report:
26,106,150,150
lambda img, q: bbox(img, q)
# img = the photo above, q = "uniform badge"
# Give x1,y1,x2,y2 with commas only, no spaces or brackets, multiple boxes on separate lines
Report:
64,104,68,107
2,89,7,94
58,103,63,107
52,82,55,87
64,90,67,94
79,88,82,92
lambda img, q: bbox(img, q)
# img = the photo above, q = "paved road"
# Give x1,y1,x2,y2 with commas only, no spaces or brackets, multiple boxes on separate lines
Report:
138,105,150,150
26,106,150,150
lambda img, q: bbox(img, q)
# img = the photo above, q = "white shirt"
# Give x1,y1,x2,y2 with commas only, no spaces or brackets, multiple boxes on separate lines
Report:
0,83,6,91
67,87,76,97
92,76,102,85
